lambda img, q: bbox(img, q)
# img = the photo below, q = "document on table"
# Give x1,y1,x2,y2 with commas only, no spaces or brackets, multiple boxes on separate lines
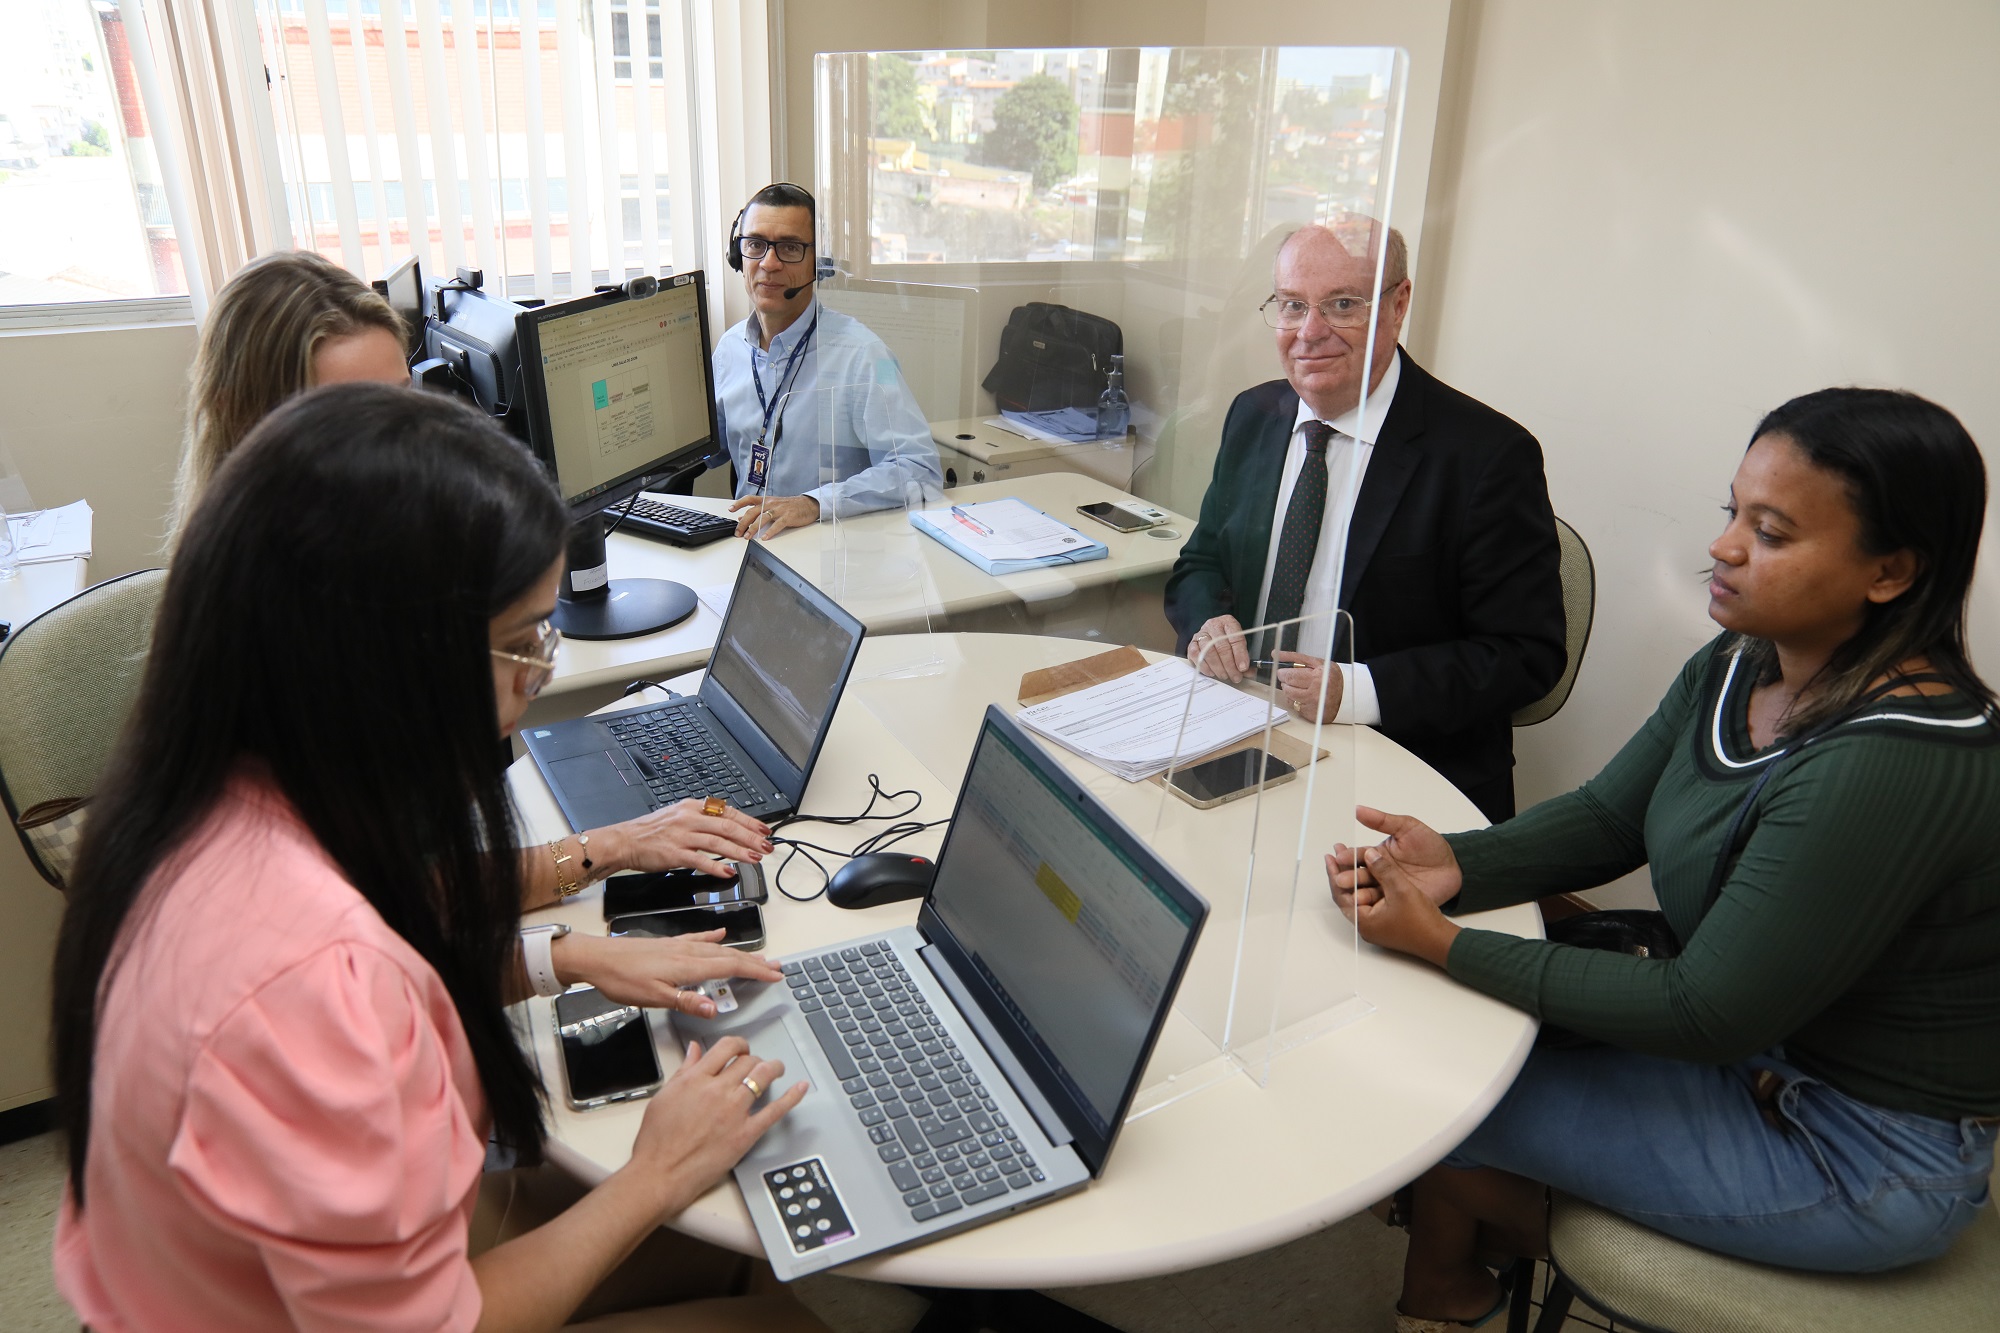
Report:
1014,657,1286,781
909,497,1108,575
990,408,1111,445
6,500,92,564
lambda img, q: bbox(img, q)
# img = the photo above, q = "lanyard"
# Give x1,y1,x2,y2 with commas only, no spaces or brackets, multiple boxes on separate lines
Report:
749,310,819,443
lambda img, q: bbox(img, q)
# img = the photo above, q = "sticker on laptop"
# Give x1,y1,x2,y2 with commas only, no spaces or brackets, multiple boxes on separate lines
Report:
762,1158,857,1252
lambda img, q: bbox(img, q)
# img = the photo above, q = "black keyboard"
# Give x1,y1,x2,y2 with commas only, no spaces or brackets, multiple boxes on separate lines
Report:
606,706,761,809
617,497,737,548
782,942,1046,1225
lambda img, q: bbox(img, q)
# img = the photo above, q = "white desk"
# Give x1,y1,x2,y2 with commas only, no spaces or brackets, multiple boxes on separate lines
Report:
512,633,1539,1288
545,473,1193,701
0,557,90,636
0,554,92,1112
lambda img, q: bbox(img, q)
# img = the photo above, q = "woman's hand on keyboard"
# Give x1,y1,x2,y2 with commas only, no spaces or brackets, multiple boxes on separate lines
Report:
554,929,784,1016
594,800,774,877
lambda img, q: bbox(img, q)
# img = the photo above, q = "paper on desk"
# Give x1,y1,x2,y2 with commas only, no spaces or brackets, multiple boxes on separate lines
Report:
1014,657,1286,782
6,500,92,563
694,583,734,620
987,410,1119,447
909,497,1106,574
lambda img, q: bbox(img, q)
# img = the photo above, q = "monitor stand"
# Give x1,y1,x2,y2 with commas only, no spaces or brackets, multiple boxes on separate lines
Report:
552,513,698,641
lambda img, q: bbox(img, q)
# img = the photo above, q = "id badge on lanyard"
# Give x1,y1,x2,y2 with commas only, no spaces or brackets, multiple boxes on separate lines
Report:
748,312,817,493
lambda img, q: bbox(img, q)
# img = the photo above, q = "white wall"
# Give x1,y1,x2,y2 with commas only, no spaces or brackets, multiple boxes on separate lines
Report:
1413,0,2000,903
0,321,194,580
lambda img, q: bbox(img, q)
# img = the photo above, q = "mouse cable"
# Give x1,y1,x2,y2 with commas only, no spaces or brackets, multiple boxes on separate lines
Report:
766,774,950,901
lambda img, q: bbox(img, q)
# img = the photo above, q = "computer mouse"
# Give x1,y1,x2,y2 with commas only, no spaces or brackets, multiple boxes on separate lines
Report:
826,853,936,910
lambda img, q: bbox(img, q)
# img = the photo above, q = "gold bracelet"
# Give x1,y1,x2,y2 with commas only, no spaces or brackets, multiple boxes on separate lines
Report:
549,838,580,898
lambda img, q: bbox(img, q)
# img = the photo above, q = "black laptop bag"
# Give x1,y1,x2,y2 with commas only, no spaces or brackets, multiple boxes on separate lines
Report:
980,302,1124,412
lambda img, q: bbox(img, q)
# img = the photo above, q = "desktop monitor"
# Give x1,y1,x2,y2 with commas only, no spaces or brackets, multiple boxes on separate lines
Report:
373,254,427,360
515,271,720,640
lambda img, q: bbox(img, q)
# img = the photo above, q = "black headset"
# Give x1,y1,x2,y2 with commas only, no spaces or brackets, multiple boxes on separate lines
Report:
727,182,816,273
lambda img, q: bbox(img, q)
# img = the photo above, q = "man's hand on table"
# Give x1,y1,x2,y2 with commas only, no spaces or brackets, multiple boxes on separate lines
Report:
1188,614,1252,682
729,494,820,540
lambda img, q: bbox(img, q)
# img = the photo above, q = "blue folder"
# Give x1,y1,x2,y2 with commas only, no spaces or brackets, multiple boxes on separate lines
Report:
909,504,1109,575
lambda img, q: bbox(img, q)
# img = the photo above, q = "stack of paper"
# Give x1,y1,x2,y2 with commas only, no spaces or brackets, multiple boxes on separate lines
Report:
992,408,1115,445
909,497,1107,575
5,500,93,565
1014,658,1286,782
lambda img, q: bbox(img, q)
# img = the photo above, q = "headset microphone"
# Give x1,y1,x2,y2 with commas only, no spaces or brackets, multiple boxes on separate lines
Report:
781,275,816,301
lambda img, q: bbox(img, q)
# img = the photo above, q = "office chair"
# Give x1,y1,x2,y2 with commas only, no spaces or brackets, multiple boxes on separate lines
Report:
1518,1172,2000,1332
0,568,166,888
1512,517,1594,726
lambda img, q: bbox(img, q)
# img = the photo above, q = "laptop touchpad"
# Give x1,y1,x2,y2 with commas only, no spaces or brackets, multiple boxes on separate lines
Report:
546,751,652,821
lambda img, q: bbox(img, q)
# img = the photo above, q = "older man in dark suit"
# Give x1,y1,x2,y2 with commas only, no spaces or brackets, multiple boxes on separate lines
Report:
1165,220,1564,822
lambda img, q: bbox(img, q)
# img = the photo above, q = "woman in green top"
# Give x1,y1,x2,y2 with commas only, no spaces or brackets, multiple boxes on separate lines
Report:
1328,388,2000,1329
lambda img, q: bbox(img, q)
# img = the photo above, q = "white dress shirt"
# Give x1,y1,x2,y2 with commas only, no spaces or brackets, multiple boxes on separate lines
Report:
1251,349,1402,725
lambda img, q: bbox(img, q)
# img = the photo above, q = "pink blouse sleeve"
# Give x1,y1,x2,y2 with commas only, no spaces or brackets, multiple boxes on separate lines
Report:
168,941,489,1333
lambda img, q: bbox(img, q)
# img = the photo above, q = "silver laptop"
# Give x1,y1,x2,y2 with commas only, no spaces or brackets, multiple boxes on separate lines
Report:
520,541,865,827
675,706,1209,1279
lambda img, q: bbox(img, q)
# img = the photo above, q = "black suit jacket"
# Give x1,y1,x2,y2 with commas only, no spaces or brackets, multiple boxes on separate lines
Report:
1164,351,1565,804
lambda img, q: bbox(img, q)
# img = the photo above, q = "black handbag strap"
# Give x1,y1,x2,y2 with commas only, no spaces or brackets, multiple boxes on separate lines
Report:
1702,669,1953,915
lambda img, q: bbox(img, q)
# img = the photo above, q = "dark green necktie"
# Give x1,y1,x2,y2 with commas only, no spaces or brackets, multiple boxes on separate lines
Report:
1263,420,1335,653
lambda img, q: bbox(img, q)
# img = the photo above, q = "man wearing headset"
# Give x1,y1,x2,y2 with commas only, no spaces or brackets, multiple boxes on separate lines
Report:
714,182,943,539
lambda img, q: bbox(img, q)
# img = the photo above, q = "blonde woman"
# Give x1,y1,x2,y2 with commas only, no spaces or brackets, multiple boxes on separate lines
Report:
169,250,412,543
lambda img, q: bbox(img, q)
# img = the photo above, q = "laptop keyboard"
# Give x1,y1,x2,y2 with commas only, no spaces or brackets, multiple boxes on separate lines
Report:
782,942,1048,1224
605,707,760,808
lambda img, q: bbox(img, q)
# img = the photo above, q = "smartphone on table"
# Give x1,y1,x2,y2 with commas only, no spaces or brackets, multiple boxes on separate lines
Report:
1076,500,1169,533
553,985,663,1111
602,863,766,920
1165,749,1297,810
607,900,767,951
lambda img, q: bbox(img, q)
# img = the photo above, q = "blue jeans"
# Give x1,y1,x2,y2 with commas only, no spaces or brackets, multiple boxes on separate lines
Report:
1441,1044,1996,1272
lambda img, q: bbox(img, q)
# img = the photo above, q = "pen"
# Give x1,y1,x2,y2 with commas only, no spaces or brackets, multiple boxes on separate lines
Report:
950,505,993,537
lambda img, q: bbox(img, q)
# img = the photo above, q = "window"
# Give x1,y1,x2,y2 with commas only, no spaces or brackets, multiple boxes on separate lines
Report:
0,0,189,309
254,0,698,298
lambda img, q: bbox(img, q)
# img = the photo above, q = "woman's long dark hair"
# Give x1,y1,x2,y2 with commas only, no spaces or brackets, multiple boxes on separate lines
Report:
1736,387,1997,736
55,383,568,1202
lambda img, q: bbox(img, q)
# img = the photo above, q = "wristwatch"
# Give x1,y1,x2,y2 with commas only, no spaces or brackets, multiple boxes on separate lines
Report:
521,923,572,997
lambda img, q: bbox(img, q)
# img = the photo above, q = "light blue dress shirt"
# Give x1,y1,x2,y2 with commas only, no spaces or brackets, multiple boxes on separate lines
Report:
712,300,944,517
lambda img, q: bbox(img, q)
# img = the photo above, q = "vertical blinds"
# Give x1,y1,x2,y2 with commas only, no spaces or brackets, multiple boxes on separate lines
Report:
251,0,699,299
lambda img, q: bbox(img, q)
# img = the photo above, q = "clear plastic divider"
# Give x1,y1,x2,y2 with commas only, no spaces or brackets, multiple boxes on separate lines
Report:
1129,608,1371,1117
810,45,1409,669
807,371,948,679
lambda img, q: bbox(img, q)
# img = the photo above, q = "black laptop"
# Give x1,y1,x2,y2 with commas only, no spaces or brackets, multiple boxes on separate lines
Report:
523,542,865,828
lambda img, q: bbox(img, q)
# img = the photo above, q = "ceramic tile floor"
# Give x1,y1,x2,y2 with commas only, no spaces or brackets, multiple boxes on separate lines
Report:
0,1129,1612,1331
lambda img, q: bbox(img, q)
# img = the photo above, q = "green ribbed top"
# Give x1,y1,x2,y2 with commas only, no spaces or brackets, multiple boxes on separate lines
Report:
1444,637,2000,1121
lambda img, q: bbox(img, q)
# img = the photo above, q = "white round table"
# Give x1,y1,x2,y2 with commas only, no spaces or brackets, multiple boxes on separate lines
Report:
510,633,1540,1288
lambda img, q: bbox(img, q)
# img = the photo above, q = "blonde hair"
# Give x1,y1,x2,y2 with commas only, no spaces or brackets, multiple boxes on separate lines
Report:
170,251,405,544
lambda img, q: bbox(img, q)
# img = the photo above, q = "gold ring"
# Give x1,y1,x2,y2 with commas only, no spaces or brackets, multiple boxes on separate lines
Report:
703,795,728,817
741,1076,762,1098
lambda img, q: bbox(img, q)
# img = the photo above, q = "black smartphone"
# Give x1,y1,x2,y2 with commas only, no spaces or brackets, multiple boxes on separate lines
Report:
1076,501,1161,533
1165,750,1297,809
601,863,766,920
553,985,663,1110
607,901,767,951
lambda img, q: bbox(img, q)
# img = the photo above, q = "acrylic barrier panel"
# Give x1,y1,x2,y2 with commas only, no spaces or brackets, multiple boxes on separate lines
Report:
1128,608,1369,1118
803,371,948,680
812,46,1411,661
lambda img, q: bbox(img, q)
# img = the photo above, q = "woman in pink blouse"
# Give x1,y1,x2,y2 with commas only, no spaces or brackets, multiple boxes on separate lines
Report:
52,384,823,1331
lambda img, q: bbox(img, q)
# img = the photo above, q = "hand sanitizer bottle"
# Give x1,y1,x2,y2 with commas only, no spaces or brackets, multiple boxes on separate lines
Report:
1096,354,1129,440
